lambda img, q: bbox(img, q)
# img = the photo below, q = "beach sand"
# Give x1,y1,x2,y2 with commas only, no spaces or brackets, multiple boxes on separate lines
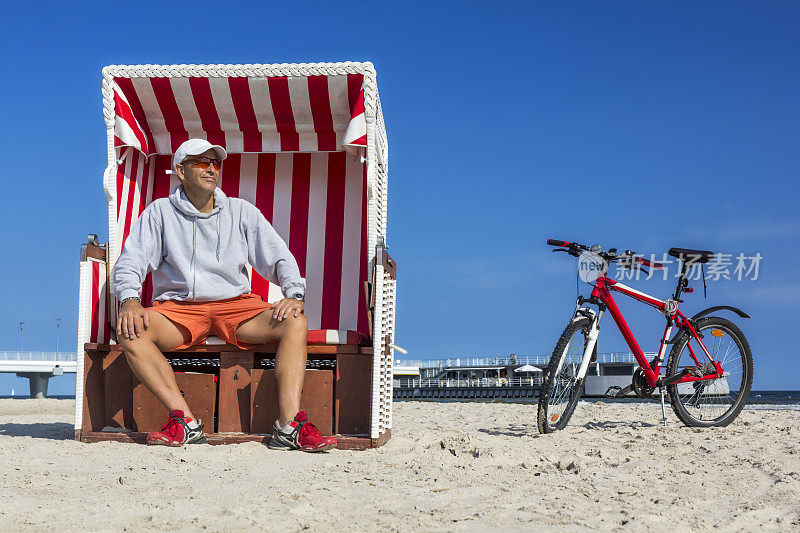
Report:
1,398,798,532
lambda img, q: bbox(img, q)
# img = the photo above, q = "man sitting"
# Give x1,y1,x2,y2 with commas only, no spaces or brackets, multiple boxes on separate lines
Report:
113,138,336,451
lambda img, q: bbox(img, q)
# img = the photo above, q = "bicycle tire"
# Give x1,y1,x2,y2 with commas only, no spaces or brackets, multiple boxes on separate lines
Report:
538,317,591,433
666,316,753,427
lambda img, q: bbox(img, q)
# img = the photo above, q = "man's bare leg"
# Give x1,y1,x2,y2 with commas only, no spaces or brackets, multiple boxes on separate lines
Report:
236,311,308,426
119,311,196,421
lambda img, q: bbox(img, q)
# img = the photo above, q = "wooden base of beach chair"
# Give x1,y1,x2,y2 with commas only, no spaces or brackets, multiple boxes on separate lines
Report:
78,62,398,452
77,343,381,449
74,429,391,450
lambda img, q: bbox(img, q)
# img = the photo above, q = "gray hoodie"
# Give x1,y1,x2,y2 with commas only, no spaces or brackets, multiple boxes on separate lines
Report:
112,185,305,303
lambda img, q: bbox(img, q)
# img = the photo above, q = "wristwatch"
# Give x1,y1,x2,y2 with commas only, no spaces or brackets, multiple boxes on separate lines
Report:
289,293,305,302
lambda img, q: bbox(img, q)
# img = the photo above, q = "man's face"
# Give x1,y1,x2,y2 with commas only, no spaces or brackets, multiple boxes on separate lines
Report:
175,149,221,194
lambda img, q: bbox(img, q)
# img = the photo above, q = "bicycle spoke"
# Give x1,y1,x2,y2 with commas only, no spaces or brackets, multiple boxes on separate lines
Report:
543,325,587,428
672,322,748,423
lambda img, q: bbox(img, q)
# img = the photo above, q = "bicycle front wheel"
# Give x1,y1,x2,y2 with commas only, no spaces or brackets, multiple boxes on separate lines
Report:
666,316,753,427
538,317,591,433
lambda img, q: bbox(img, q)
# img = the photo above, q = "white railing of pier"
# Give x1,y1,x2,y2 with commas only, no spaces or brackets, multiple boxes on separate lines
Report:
394,377,545,388
395,352,641,370
0,351,78,362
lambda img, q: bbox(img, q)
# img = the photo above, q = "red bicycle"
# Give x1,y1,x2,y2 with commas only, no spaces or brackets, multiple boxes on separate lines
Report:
537,239,753,433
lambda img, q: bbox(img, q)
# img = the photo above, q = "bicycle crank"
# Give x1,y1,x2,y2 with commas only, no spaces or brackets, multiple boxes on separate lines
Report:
632,368,655,398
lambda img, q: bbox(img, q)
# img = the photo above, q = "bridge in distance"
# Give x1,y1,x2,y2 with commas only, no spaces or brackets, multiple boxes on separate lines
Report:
0,352,77,398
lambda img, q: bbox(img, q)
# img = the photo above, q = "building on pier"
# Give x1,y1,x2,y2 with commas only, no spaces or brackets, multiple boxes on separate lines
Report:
393,353,644,399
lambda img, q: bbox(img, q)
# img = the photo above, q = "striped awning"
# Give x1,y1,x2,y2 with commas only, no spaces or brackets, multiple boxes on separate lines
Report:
113,73,367,155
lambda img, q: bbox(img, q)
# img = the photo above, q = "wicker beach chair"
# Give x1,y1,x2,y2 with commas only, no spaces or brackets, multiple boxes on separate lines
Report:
75,62,396,448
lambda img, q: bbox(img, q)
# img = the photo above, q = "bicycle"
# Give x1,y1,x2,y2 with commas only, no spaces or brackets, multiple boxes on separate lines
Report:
537,239,753,433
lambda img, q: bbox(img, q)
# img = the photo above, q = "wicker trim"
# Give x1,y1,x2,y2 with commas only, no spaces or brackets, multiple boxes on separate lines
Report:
74,261,91,430
102,61,375,79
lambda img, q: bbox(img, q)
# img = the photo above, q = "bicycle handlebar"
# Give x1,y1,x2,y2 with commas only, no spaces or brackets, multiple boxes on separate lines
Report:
547,239,588,257
547,239,588,251
546,238,665,269
635,256,665,270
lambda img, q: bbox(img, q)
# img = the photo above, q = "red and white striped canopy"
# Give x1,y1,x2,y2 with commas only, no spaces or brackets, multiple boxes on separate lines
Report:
113,73,367,155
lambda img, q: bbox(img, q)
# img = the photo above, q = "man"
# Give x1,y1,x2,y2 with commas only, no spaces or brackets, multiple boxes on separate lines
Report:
113,138,336,451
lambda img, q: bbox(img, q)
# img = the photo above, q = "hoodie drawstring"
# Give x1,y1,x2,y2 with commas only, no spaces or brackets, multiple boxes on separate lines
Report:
191,218,197,299
216,214,221,262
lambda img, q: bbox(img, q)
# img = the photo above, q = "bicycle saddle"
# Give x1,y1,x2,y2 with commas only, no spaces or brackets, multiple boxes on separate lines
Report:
668,247,715,263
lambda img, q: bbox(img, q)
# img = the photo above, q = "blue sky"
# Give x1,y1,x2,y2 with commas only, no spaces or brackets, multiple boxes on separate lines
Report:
1,1,798,395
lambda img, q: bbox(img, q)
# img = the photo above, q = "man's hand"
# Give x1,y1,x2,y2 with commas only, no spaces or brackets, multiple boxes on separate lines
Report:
117,299,150,340
272,298,304,321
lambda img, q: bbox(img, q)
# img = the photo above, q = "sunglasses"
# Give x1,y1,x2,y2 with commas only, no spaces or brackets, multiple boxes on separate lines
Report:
182,156,222,170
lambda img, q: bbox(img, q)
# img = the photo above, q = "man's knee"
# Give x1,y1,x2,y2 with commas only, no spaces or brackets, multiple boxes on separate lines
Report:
121,312,188,353
118,329,157,354
281,313,308,337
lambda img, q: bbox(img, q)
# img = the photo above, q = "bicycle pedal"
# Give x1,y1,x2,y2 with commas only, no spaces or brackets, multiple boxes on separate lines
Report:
604,386,622,399
604,385,633,399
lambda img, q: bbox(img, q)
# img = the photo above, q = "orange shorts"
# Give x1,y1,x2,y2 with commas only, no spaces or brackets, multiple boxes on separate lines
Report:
150,293,274,350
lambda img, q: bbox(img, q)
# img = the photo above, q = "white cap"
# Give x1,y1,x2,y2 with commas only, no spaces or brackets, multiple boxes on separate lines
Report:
172,139,227,169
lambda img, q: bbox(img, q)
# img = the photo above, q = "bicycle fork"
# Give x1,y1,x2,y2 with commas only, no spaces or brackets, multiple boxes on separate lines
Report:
560,309,603,382
579,318,601,380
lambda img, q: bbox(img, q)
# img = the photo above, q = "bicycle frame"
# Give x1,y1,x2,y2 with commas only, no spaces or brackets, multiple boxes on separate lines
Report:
575,274,724,388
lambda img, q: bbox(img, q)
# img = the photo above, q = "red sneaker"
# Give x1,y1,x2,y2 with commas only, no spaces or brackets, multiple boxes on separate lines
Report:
146,410,206,446
268,411,337,452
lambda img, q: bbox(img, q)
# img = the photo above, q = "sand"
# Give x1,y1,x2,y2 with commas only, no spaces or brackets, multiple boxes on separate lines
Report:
0,398,798,532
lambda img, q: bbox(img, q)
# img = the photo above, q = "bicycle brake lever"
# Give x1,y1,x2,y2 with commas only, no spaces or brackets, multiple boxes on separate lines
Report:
552,248,569,253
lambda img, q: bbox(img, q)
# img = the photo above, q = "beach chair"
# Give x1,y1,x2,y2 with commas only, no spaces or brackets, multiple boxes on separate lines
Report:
75,62,397,448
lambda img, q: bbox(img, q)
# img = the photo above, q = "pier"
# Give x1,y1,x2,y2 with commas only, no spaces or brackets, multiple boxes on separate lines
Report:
0,352,77,398
393,377,541,399
393,353,643,399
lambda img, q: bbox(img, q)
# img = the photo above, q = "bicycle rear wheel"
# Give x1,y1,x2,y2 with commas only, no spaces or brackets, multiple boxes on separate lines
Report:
538,317,591,433
666,316,753,427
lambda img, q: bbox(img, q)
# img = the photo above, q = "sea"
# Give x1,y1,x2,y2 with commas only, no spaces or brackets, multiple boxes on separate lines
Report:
741,390,800,410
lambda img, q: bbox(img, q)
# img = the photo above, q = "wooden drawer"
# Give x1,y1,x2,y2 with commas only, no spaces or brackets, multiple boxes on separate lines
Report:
102,351,217,433
132,373,217,433
250,369,333,435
